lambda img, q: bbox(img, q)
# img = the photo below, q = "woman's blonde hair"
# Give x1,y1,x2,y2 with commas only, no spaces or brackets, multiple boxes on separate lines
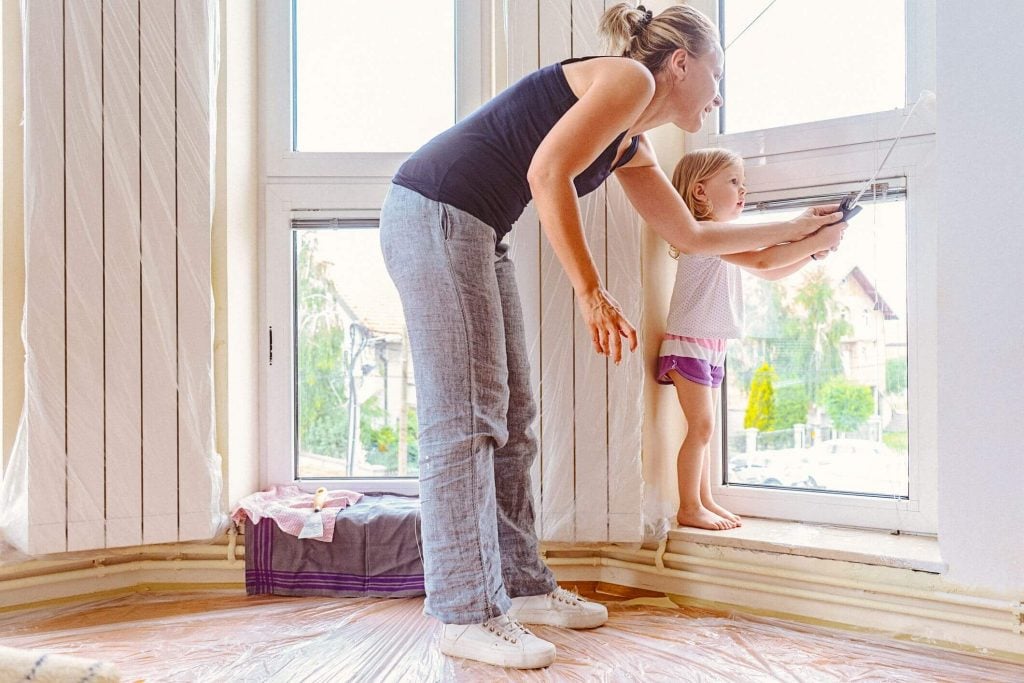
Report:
599,3,720,73
668,148,743,257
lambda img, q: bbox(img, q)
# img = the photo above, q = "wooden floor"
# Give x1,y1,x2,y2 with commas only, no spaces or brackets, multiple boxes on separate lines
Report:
1,583,1021,682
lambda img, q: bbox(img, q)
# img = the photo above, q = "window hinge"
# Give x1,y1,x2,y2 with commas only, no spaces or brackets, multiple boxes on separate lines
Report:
269,326,274,366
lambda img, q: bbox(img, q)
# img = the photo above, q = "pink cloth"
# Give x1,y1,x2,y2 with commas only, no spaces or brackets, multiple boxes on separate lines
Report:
231,485,363,543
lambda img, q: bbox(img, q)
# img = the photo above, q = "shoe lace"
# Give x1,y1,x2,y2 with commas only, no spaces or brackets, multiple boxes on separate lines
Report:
485,615,533,644
551,586,586,606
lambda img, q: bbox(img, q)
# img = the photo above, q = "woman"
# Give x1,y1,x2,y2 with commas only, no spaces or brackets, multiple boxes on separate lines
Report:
380,3,844,670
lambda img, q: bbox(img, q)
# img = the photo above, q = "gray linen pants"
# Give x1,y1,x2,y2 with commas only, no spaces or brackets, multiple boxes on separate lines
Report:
379,183,558,624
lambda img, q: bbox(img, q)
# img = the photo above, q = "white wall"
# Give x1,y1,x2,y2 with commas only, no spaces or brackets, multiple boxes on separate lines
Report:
936,1,1024,593
214,0,261,509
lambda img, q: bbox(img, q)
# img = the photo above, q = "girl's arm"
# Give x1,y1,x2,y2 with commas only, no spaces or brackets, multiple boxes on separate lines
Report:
614,138,845,255
722,223,845,280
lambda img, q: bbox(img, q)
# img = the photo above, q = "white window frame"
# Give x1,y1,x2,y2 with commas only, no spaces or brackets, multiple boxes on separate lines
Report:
689,0,937,532
260,0,490,179
258,0,492,492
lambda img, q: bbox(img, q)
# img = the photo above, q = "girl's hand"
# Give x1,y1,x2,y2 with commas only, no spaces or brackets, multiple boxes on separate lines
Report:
578,287,638,364
817,221,846,250
787,205,845,241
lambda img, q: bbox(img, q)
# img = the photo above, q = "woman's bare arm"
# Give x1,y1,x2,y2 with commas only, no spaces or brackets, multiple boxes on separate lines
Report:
614,137,844,255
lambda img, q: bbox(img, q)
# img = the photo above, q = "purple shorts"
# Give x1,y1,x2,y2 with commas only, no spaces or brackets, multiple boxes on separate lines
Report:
656,334,727,388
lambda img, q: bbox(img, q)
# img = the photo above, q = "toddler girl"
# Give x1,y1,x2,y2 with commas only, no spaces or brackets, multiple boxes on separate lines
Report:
659,148,845,530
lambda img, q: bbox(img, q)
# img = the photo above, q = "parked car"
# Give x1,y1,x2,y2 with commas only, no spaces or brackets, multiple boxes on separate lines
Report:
728,439,908,496
806,439,908,496
728,448,822,489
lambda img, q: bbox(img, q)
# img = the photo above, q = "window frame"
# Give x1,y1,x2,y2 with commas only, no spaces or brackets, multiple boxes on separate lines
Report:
689,0,937,532
258,0,492,492
260,0,490,179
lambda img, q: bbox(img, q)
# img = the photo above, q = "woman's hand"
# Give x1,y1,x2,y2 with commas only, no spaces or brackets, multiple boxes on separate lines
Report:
577,287,638,364
787,205,846,241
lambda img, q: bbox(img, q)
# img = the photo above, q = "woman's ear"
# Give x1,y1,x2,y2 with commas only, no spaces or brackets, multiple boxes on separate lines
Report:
669,48,689,80
693,181,707,200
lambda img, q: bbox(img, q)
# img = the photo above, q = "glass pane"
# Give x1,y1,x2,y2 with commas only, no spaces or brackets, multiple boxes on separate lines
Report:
721,1,906,133
725,198,909,497
293,0,455,152
293,227,418,479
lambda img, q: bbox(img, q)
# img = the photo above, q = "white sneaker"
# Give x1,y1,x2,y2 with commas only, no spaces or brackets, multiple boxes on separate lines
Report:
440,614,556,669
508,587,608,629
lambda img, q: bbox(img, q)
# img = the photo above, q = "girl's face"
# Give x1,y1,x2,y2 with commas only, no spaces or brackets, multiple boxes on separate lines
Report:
668,46,724,133
696,162,746,221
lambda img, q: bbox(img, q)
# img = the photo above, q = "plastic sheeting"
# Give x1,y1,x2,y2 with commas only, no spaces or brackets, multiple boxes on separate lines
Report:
1,590,1021,682
0,0,224,557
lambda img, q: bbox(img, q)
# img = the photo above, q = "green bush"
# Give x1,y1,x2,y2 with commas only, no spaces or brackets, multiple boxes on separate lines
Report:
820,377,874,433
774,383,810,430
883,431,908,454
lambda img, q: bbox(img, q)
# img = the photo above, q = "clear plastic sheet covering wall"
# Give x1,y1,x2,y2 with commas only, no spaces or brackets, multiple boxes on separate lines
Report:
0,0,224,556
507,0,646,545
1,591,1021,681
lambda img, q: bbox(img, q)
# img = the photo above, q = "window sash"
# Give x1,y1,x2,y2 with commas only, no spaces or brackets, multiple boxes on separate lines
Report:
260,0,490,178
707,148,936,532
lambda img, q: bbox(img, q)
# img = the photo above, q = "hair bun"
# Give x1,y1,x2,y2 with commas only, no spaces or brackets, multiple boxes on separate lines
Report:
635,5,654,35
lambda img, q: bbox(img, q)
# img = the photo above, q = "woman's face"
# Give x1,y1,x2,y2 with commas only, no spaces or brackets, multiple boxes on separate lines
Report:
697,161,746,221
671,46,724,133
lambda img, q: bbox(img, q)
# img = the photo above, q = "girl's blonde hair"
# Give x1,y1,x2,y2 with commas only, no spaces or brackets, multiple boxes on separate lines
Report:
668,148,743,258
599,3,720,74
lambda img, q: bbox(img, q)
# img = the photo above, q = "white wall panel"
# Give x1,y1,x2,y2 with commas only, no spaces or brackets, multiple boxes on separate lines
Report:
141,0,181,545
506,0,544,534
65,0,106,552
508,0,646,544
571,0,609,542
22,0,67,555
103,0,143,549
3,0,222,555
537,0,576,542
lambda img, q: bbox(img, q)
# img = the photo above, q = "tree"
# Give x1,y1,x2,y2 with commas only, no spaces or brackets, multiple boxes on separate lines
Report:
744,362,777,431
361,396,419,472
296,234,350,457
886,356,908,395
784,271,853,403
819,377,874,433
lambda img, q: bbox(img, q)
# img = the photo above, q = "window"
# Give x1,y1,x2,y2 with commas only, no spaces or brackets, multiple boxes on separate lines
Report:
724,190,909,500
689,0,936,531
260,0,490,491
261,0,488,177
708,167,936,533
719,0,906,133
293,222,418,480
293,0,455,153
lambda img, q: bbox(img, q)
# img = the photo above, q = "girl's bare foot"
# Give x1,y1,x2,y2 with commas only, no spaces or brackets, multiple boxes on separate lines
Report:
703,500,742,526
676,506,737,531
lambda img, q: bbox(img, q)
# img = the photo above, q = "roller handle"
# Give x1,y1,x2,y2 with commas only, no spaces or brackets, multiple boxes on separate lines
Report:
312,487,328,513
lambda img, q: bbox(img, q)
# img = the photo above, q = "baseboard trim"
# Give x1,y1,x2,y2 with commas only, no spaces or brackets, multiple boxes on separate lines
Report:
0,545,245,611
546,543,1024,663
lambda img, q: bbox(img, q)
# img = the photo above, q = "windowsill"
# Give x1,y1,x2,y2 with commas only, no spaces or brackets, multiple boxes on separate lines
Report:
668,517,946,574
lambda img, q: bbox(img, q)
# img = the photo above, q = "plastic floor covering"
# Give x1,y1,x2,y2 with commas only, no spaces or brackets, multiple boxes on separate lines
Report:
1,588,1022,682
